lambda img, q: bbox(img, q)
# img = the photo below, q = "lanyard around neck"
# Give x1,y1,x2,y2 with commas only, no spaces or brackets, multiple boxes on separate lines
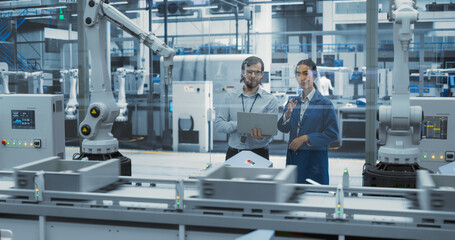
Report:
242,93,259,112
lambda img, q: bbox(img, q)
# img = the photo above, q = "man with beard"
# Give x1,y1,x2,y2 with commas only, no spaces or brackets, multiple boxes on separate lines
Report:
215,56,278,160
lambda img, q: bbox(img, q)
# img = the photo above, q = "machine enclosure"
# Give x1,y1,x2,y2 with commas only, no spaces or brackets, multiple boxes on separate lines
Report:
410,97,455,171
172,81,213,152
0,94,65,169
14,156,120,192
199,165,297,202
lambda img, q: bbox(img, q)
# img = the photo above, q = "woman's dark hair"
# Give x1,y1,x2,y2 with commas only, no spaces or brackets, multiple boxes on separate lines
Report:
240,56,264,82
295,58,318,89
296,58,317,72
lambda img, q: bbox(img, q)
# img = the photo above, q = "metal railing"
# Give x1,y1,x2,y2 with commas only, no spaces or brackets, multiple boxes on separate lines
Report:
0,8,38,71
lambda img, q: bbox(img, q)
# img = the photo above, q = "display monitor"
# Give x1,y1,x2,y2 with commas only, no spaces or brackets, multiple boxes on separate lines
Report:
421,116,447,140
11,110,35,129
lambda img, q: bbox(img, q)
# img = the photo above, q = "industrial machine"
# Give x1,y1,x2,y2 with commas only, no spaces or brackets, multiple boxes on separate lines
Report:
172,81,213,152
424,68,455,97
0,94,65,169
74,0,175,175
410,97,455,172
364,0,424,188
0,70,46,94
408,69,455,97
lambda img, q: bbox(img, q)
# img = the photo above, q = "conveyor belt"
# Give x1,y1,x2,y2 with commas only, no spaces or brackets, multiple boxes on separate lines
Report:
0,174,454,240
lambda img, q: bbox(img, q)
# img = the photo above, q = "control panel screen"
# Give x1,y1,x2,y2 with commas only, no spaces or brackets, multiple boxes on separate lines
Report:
11,110,35,129
422,116,447,139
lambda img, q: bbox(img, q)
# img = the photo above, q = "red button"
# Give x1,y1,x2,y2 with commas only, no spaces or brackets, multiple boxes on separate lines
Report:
1,140,6,145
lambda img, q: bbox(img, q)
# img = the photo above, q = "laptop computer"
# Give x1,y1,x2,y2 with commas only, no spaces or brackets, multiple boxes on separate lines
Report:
237,112,278,136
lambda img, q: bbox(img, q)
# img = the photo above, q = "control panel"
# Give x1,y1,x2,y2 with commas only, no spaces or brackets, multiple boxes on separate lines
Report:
0,94,65,169
1,138,42,148
421,116,447,140
411,97,455,172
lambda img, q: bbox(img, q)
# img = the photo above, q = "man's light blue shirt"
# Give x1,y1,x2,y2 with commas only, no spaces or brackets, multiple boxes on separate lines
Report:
215,87,278,150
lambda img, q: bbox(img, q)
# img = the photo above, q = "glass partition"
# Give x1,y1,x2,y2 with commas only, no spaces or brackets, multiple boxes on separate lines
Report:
2,0,454,184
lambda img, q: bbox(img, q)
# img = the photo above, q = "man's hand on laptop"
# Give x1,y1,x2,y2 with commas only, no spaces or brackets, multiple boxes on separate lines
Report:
250,128,272,139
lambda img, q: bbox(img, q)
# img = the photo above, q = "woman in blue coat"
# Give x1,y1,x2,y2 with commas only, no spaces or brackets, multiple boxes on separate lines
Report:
277,59,339,185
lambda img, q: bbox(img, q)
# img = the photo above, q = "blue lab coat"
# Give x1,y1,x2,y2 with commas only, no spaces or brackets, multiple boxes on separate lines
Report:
277,90,339,184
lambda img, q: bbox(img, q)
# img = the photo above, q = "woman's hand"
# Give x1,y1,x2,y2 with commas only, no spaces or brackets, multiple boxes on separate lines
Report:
285,99,298,119
289,135,308,151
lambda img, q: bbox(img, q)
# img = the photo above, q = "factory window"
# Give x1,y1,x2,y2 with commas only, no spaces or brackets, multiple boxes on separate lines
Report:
335,1,366,14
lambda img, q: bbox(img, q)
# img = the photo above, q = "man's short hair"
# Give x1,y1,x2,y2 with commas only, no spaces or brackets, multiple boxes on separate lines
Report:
241,56,264,72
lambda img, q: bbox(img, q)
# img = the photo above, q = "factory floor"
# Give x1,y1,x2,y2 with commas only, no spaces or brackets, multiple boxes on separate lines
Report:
65,141,366,186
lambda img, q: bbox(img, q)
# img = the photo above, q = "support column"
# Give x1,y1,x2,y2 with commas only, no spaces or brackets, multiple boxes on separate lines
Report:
419,34,424,97
39,216,46,240
253,0,272,73
147,0,157,148
78,0,89,152
322,1,335,46
311,34,317,62
179,224,185,240
365,0,378,165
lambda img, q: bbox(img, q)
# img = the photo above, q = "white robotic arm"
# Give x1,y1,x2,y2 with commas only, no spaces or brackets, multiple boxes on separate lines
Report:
377,0,422,164
135,69,146,95
1,71,43,94
79,0,175,155
84,0,174,84
24,71,44,94
61,69,79,120
113,67,132,122
0,72,9,94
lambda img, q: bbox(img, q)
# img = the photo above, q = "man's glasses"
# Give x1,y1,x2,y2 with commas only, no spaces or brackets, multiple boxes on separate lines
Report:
246,70,263,76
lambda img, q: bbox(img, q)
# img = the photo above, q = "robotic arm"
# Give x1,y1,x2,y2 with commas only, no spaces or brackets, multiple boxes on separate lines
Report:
24,71,44,94
135,69,146,95
84,0,174,84
79,0,175,155
112,67,132,122
0,72,9,94
377,0,422,164
1,71,43,94
61,69,79,120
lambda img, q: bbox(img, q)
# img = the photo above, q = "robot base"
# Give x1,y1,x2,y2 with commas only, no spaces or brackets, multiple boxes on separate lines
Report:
363,162,429,188
73,151,131,176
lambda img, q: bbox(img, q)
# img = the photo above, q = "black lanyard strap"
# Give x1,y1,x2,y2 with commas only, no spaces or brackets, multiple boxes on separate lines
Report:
242,93,259,112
